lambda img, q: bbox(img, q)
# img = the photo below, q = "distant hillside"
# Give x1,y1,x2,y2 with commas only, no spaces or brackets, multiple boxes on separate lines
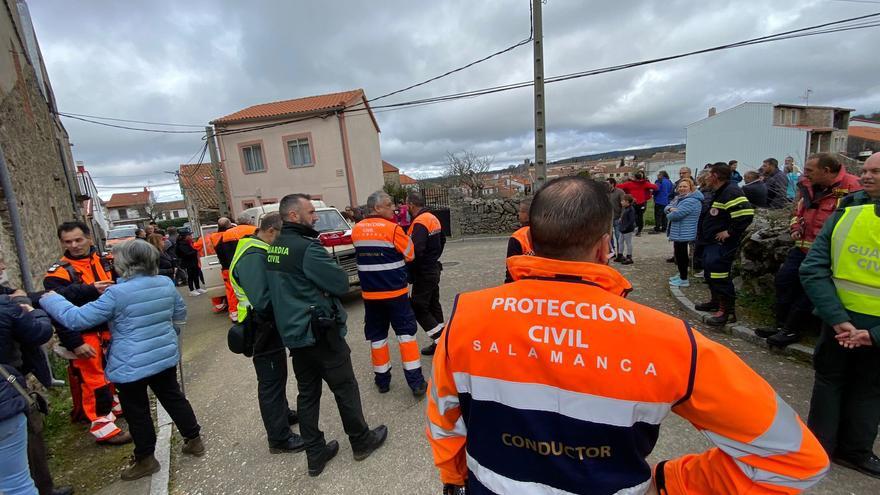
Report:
551,143,685,166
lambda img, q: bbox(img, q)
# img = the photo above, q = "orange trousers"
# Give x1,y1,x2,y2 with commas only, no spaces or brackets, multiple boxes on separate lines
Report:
221,269,238,319
68,331,123,441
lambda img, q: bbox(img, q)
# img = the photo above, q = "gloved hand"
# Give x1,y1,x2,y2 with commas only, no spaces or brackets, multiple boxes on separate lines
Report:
442,484,466,495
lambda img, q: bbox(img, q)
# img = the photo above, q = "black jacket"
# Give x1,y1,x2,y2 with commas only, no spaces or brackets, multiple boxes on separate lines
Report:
619,206,636,234
175,237,200,269
158,252,176,279
698,181,755,245
742,181,768,208
409,210,446,272
0,295,53,421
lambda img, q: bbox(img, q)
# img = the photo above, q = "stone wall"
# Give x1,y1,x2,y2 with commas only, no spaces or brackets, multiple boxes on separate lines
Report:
738,208,794,297
1,6,80,290
450,197,525,236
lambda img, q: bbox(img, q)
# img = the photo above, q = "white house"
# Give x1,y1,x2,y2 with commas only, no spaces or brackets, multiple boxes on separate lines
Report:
686,102,851,173
155,200,188,221
105,188,156,228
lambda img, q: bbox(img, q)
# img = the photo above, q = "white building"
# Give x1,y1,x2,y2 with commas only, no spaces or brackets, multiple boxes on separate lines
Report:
155,200,188,221
686,102,851,173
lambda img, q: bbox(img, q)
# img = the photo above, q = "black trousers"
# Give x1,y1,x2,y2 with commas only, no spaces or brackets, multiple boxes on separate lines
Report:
634,204,647,235
773,248,817,333
26,408,54,495
290,338,370,459
115,366,201,460
701,242,738,301
185,266,201,290
808,325,880,461
673,241,690,280
253,349,293,445
411,268,444,341
653,204,668,232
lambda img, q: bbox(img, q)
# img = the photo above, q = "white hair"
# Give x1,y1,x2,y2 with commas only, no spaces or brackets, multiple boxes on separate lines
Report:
112,239,159,278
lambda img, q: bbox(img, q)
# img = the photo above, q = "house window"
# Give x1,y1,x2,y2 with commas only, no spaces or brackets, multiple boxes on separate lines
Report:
286,137,313,168
789,111,798,125
242,201,256,209
118,208,128,219
241,144,265,173
173,210,180,219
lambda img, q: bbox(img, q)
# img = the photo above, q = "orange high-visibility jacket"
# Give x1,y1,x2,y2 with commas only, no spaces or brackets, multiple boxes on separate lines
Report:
407,210,445,269
352,216,414,300
426,255,829,494
216,224,257,269
510,226,534,256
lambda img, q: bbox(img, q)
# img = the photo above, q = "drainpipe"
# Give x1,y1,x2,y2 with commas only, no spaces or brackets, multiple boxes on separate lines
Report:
336,111,358,207
0,143,35,292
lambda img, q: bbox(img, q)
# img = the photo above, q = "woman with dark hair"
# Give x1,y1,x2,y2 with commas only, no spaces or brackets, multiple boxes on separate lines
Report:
40,240,205,482
147,234,176,280
175,230,203,296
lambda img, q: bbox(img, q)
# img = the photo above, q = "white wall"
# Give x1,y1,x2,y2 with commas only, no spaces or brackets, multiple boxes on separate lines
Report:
686,103,808,174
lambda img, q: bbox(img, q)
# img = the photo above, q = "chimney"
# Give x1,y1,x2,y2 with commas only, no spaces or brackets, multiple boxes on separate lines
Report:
708,107,717,117
75,160,85,173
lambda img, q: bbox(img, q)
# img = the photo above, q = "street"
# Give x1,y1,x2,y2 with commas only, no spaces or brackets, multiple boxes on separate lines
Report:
169,235,880,495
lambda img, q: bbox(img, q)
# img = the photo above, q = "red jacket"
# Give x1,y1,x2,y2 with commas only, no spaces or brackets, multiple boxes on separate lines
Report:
617,179,658,205
790,169,861,251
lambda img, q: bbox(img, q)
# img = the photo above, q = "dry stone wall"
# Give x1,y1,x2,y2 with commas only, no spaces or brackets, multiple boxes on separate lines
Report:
738,208,794,297
451,197,525,236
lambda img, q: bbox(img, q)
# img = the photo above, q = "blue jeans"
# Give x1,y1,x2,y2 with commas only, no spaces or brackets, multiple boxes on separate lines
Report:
0,413,37,495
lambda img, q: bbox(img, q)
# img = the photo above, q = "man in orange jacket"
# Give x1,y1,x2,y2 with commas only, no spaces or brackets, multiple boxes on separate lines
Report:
426,176,829,494
504,197,532,283
406,192,447,356
215,216,257,321
45,221,131,445
352,191,427,396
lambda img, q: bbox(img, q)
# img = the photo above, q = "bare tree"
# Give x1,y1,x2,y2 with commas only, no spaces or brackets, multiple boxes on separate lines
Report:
445,151,493,197
145,202,168,222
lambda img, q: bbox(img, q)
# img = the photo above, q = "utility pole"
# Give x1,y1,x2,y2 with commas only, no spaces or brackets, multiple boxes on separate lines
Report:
205,126,230,218
533,0,547,190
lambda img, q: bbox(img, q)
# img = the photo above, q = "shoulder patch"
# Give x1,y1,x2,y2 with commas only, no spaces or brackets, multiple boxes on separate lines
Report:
47,263,61,273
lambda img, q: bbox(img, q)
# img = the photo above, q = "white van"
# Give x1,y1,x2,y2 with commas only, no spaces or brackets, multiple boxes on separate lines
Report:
196,201,359,298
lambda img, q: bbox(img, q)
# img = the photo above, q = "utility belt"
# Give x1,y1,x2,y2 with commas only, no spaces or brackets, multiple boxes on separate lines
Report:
309,299,345,352
227,310,283,358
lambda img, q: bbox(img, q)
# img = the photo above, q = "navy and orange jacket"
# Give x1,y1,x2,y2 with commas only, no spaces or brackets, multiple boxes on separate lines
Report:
504,226,533,283
215,224,257,269
351,216,414,300
407,209,445,270
426,255,829,494
43,248,114,350
790,169,861,251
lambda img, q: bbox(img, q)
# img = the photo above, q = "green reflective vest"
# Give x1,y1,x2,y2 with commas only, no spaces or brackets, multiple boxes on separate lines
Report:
229,237,269,323
831,204,880,317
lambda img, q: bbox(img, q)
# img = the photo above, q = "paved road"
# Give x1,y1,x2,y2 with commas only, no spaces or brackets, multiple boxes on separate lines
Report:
168,235,879,495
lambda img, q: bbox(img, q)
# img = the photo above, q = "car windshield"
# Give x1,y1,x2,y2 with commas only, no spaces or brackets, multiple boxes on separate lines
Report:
107,228,136,239
314,210,350,232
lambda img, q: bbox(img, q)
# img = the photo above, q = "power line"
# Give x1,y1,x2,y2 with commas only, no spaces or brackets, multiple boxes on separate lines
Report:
57,112,204,128
95,182,180,189
57,113,205,133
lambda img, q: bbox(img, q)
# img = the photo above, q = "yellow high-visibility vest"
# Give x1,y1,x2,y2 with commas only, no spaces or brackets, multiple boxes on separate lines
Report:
229,237,269,323
830,204,880,316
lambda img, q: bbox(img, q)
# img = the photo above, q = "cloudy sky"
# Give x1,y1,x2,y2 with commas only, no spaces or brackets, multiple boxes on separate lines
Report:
27,0,880,201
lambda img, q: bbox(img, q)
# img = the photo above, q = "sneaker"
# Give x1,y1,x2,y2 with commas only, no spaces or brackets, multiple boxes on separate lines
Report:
190,290,201,297
120,455,160,481
693,270,704,278
754,327,779,339
767,329,801,347
669,278,690,287
669,275,681,282
352,425,388,461
181,436,205,457
412,381,428,398
197,288,208,294
308,440,340,477
621,256,634,265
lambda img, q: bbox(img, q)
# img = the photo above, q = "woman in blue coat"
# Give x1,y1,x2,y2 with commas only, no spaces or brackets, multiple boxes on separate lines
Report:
665,178,704,287
41,240,205,481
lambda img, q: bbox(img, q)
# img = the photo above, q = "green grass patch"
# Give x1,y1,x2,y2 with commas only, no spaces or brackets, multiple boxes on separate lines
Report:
733,290,775,328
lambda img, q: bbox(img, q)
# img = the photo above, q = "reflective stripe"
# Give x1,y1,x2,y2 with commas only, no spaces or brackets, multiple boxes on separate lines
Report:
358,260,407,271
402,359,422,370
91,419,121,440
452,373,672,427
427,416,467,440
711,201,726,209
362,287,410,300
795,240,813,248
833,278,880,298
466,453,651,495
730,209,755,218
371,339,388,349
353,240,395,248
428,229,442,235
789,217,799,225
426,323,444,338
709,272,730,279
724,196,749,208
403,243,414,257
373,362,391,373
704,395,803,459
397,334,417,343
430,381,460,415
733,459,828,491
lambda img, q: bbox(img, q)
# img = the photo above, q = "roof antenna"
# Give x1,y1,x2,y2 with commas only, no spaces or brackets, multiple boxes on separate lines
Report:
800,88,813,107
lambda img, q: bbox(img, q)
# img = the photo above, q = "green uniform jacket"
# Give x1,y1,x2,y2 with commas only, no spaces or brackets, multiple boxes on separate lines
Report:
265,222,349,348
800,190,880,345
232,236,273,318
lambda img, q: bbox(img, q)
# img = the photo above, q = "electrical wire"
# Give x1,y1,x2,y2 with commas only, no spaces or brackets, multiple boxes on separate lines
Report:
57,113,205,133
56,112,204,128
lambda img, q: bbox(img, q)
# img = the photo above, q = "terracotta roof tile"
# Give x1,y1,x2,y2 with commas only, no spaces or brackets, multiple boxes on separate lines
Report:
849,126,880,142
212,89,365,125
156,200,186,210
105,190,151,208
382,160,399,173
399,174,417,185
179,163,220,210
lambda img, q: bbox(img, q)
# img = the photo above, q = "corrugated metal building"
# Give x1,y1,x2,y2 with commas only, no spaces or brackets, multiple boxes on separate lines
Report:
686,102,851,173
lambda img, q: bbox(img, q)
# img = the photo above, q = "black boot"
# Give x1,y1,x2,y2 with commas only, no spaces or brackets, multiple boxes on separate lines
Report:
269,434,306,454
754,327,779,338
834,454,880,479
706,298,735,327
421,342,437,356
307,440,340,477
767,328,801,347
352,425,388,461
694,299,719,312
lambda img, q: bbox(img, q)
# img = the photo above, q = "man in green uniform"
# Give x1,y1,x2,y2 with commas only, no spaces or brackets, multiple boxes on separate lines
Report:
801,152,880,479
228,213,303,454
265,193,387,477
